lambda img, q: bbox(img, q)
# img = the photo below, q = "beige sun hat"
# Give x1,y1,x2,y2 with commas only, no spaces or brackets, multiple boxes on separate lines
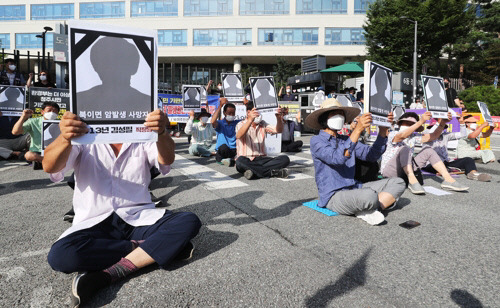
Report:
305,98,361,130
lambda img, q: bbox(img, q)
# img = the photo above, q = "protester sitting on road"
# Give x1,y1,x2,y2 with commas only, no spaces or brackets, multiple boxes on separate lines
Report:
0,59,26,86
26,70,57,88
278,85,297,101
11,102,60,169
211,98,240,166
308,98,405,226
44,110,201,308
422,117,491,181
380,111,469,194
235,102,290,179
0,111,29,160
457,115,496,164
184,108,216,157
280,107,303,152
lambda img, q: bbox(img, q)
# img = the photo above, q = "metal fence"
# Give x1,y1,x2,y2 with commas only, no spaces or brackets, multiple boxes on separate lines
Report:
0,49,53,80
450,77,474,92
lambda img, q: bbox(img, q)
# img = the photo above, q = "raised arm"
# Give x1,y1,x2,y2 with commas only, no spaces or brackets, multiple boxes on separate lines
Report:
211,97,227,129
12,109,33,135
482,123,496,138
144,109,175,165
43,112,88,173
26,73,33,88
468,122,489,139
236,109,258,139
393,111,431,143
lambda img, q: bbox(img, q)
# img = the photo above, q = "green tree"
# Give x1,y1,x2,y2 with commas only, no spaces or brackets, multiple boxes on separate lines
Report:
364,0,473,75
458,85,500,115
273,56,300,89
240,65,262,88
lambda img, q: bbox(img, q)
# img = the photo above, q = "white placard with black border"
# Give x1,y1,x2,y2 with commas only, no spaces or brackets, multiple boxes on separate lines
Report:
221,73,244,102
182,85,202,112
363,61,393,127
421,75,448,119
42,120,61,155
392,105,406,122
249,76,279,111
68,20,158,145
477,101,494,127
0,86,26,116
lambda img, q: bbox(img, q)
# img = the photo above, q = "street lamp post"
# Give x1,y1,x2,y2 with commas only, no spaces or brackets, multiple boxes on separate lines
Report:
401,17,418,104
36,26,53,71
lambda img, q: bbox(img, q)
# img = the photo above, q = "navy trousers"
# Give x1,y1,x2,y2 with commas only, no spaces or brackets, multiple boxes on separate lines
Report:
48,211,201,273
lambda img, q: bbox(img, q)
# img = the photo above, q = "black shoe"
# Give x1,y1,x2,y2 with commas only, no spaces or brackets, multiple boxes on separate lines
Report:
271,168,289,178
176,241,195,261
71,271,111,308
244,170,254,180
63,208,75,223
33,161,43,170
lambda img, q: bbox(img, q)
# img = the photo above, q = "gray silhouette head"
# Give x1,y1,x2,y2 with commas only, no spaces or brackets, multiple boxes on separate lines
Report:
256,79,272,97
1,87,22,107
374,69,388,94
90,37,139,84
187,88,198,100
428,79,442,96
45,124,61,147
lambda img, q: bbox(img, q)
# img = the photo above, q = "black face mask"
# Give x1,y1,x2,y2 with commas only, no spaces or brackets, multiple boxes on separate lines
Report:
444,82,449,87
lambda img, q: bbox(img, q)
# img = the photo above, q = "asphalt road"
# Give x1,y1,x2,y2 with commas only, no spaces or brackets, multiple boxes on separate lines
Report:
1,134,499,307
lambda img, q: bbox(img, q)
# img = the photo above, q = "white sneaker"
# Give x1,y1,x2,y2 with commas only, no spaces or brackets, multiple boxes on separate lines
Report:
355,210,385,226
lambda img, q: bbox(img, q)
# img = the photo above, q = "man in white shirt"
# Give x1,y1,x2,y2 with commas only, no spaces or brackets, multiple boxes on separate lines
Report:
44,110,201,308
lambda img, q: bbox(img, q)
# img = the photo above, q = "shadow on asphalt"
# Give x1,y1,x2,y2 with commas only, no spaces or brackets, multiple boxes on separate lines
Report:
305,247,372,308
450,289,483,308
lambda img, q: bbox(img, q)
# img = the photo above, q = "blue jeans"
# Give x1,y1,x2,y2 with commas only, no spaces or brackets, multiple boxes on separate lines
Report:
189,143,216,157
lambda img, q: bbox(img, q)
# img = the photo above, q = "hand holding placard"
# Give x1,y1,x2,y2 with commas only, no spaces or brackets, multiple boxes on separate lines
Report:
60,112,89,141
144,110,168,135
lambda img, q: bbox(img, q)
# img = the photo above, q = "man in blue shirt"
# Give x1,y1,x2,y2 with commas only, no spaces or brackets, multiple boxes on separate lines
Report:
306,98,405,226
210,98,240,166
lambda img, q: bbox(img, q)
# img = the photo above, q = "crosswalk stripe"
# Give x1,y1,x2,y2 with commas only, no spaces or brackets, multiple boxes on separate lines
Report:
173,154,248,190
0,162,27,172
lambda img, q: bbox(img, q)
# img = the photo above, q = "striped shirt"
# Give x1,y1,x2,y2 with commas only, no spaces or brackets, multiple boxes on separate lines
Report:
236,119,272,160
184,119,215,147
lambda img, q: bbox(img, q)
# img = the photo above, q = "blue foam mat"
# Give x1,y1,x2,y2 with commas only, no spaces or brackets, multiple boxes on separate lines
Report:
302,200,339,216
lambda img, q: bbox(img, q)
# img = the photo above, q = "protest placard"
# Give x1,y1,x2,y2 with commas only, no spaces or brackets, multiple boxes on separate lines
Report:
159,93,219,123
278,101,300,118
68,20,157,144
249,76,279,110
392,105,405,121
0,86,26,116
392,91,404,106
261,110,281,155
363,61,392,127
41,120,61,155
222,73,244,102
477,101,494,127
421,75,448,119
182,85,202,112
333,94,353,107
28,87,69,119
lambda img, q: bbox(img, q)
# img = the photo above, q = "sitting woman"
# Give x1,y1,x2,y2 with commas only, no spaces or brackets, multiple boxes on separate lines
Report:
308,98,406,226
457,115,496,164
380,111,469,195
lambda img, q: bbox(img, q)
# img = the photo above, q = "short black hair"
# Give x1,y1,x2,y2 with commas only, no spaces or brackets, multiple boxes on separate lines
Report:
223,103,236,113
41,102,60,113
246,102,254,111
398,111,419,123
4,58,15,64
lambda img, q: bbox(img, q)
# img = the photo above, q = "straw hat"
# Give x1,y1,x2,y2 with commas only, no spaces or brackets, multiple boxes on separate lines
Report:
463,115,477,123
305,98,360,130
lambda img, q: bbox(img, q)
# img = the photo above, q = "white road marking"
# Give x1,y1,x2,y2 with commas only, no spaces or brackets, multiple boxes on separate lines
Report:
30,286,53,308
277,172,313,182
0,162,27,172
0,266,25,281
173,154,248,190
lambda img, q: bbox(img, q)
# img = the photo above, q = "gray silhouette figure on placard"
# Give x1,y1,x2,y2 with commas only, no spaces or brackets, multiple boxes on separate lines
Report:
184,87,200,108
44,123,61,148
224,75,242,97
76,37,150,120
370,69,391,113
0,87,23,110
426,79,447,111
254,79,276,108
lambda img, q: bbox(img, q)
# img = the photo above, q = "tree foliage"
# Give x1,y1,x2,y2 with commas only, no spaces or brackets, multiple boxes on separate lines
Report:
458,85,500,115
273,57,301,89
240,65,262,88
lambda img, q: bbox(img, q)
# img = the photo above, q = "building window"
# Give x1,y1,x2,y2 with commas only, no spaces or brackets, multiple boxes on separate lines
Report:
0,34,11,49
296,0,347,14
0,5,26,21
184,0,232,16
158,30,188,46
193,29,252,46
16,33,54,49
31,4,74,20
131,0,178,17
240,0,289,15
325,28,366,45
80,2,125,19
258,28,318,45
354,0,374,14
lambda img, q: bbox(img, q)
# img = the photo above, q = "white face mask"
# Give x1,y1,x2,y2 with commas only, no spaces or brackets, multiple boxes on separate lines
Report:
253,115,262,124
225,115,235,122
39,75,47,81
469,124,478,130
217,86,222,90
327,114,345,130
200,117,209,124
286,88,291,93
8,65,16,71
43,111,58,120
